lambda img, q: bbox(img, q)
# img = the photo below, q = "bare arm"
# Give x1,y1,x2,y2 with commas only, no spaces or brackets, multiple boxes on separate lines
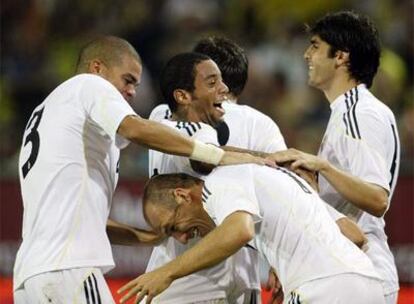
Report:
118,116,269,167
336,217,367,249
106,219,164,246
118,115,194,156
273,149,388,217
118,211,255,303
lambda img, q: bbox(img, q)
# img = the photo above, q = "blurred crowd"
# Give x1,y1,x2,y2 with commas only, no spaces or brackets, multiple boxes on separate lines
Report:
1,0,413,179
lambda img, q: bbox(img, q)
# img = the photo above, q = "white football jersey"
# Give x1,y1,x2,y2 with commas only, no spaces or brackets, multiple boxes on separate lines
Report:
203,164,381,295
147,119,233,303
318,84,400,294
148,102,287,153
220,101,286,151
147,103,288,302
14,74,136,290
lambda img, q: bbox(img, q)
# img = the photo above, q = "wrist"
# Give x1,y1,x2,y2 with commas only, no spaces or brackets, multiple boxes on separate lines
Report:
190,140,224,165
319,159,331,174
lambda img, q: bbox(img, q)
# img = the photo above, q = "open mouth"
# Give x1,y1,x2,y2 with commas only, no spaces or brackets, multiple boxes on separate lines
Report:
213,102,225,115
189,227,200,239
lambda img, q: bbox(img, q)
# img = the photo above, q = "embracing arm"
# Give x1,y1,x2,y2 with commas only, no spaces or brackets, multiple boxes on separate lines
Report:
273,149,388,217
118,211,255,303
118,115,268,167
106,219,164,246
336,217,367,249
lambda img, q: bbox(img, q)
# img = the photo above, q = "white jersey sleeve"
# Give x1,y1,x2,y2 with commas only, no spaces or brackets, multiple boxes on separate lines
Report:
203,176,262,226
334,107,390,192
247,106,287,152
222,102,286,152
80,75,137,148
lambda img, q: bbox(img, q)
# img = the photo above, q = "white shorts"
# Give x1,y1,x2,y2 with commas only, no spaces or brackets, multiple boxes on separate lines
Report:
285,274,385,304
14,267,114,304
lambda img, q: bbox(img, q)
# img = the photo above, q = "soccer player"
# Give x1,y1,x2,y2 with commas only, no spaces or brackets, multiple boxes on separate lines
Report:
147,36,287,303
147,51,254,303
147,38,366,304
13,36,264,303
119,166,386,304
273,11,400,304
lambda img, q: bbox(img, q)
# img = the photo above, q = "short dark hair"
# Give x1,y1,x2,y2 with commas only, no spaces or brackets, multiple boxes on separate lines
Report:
143,173,203,221
160,52,211,112
194,36,248,97
308,11,381,88
76,36,141,73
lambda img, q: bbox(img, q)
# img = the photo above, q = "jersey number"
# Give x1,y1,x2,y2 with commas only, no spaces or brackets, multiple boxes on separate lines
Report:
277,167,312,194
21,107,44,178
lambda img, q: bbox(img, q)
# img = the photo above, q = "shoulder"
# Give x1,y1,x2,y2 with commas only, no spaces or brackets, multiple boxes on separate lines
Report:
352,86,394,118
224,103,276,125
161,120,216,138
73,73,114,88
149,104,172,121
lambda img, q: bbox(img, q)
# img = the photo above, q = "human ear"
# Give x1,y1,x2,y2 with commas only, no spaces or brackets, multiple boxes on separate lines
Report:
173,89,191,106
335,50,350,68
88,59,105,74
173,188,192,205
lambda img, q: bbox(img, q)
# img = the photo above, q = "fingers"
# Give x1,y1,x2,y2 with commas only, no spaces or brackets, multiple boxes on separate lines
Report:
118,278,137,294
120,285,141,303
270,149,300,164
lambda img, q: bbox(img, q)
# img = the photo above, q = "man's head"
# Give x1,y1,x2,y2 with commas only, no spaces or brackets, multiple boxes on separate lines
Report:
160,52,229,127
143,173,215,244
76,36,142,103
304,11,380,89
193,36,248,99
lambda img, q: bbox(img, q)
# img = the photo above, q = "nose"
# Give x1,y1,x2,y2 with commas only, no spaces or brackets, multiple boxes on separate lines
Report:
172,231,188,244
124,85,136,102
304,46,310,61
219,80,229,95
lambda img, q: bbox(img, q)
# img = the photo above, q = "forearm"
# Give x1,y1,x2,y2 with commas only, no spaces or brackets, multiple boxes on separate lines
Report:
107,219,163,246
164,212,254,280
320,163,388,217
118,116,194,156
222,145,269,158
336,217,367,248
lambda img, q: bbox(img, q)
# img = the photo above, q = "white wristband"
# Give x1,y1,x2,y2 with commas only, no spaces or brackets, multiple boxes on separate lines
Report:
190,140,225,165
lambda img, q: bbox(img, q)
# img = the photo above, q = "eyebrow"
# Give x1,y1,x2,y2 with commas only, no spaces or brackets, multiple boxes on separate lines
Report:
203,74,219,81
310,38,318,44
124,73,139,85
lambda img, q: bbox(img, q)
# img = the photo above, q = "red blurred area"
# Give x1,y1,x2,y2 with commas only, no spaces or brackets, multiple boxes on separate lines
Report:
1,277,413,303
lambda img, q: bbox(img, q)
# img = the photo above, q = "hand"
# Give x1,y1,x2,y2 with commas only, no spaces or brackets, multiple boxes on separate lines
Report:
264,267,284,304
220,151,276,168
292,167,319,192
118,268,173,304
270,149,328,172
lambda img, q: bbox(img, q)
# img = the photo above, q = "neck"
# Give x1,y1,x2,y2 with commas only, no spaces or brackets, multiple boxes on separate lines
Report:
226,93,238,104
172,108,200,122
323,73,359,103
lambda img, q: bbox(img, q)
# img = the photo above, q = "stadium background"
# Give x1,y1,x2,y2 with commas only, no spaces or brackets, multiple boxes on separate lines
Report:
0,0,412,302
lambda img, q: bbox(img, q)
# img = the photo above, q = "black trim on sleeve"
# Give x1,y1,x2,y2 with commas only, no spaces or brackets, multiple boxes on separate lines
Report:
92,273,102,304
350,88,361,139
84,280,91,304
389,124,399,189
87,276,96,304
344,92,357,139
